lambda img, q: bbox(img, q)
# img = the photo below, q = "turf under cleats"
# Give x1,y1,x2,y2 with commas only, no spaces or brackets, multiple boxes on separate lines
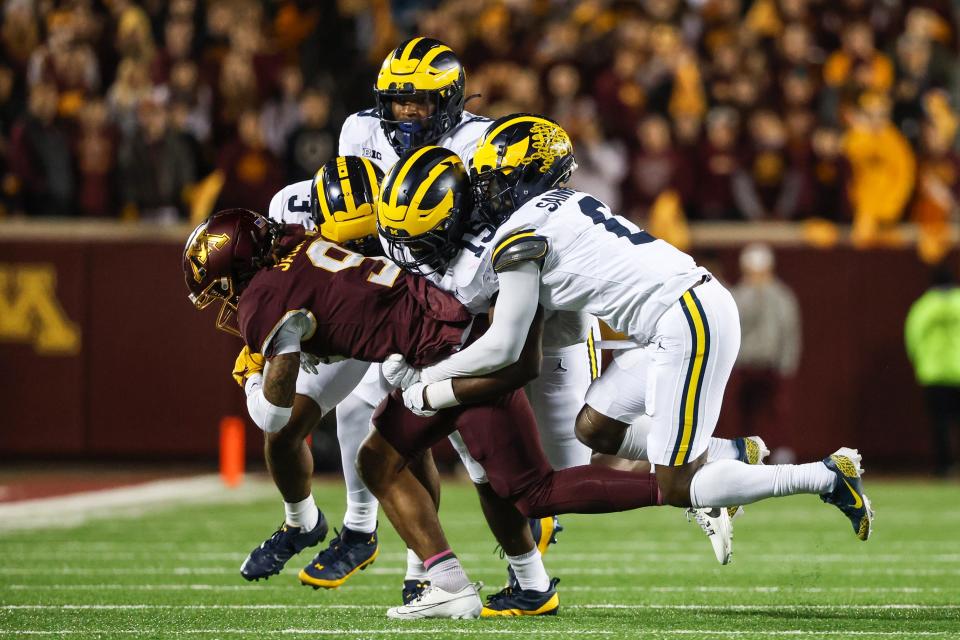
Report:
820,447,874,541
402,579,430,604
530,515,563,554
240,514,329,581
728,435,771,519
386,582,483,620
298,526,379,589
687,507,733,565
481,577,560,617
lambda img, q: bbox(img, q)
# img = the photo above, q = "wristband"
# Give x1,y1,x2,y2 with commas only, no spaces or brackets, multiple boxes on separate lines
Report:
424,378,459,410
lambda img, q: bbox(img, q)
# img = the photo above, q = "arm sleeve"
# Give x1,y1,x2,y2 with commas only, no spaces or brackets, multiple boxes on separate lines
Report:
419,261,541,382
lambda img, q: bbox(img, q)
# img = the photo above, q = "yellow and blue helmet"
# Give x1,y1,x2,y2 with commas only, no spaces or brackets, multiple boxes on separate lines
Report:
312,156,385,256
377,146,472,275
471,113,577,223
375,37,466,154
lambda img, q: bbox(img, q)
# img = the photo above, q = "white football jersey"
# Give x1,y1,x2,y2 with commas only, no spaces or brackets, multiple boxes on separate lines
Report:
339,109,492,174
422,218,593,348
267,179,315,228
491,188,709,343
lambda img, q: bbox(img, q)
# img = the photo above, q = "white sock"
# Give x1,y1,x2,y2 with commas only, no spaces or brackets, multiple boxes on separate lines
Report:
405,548,428,582
507,548,550,592
689,460,837,508
284,495,319,531
343,500,378,534
707,438,740,462
425,552,469,592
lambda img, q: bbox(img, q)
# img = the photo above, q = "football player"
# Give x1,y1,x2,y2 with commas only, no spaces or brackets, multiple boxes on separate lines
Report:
233,37,506,597
263,36,605,602
183,206,667,619
380,115,875,546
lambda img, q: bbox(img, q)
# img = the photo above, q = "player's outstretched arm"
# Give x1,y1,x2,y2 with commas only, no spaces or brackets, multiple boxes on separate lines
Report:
448,304,544,403
420,261,542,382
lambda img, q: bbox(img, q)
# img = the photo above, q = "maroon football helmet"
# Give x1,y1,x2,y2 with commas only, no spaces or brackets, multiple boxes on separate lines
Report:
183,208,280,336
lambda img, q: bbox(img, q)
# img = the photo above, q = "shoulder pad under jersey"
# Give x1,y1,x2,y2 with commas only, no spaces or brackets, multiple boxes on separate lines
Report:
491,229,548,273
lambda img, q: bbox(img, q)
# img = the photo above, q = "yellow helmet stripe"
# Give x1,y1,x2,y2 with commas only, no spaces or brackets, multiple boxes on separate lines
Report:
399,37,425,63
419,44,453,71
388,146,436,210
336,156,357,216
316,169,332,221
492,231,537,262
408,154,456,213
361,158,380,201
484,115,551,145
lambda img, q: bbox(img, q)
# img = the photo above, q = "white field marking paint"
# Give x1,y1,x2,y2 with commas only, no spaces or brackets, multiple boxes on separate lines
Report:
4,551,958,564
6,584,957,595
2,566,958,577
5,632,957,639
4,604,958,611
0,476,276,533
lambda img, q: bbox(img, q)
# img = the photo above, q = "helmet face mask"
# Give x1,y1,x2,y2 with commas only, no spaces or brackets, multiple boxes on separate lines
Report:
375,38,466,155
378,146,472,276
183,209,281,337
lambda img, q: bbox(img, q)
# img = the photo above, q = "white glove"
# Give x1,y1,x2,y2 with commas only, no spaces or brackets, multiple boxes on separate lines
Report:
382,353,421,389
402,381,437,417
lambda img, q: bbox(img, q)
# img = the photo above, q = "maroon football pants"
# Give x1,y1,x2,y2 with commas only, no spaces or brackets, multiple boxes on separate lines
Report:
372,389,660,517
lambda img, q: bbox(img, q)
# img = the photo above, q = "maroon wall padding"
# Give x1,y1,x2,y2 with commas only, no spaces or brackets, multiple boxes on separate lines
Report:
0,236,950,467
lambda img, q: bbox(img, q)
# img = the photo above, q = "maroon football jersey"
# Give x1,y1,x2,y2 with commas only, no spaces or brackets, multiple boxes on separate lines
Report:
238,235,473,367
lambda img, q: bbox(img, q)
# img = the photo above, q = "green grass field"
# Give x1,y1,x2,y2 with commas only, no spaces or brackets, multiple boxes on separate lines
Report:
1,478,958,639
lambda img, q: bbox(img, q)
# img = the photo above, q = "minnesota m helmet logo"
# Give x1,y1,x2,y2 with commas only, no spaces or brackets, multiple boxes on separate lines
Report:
186,232,229,283
0,264,81,355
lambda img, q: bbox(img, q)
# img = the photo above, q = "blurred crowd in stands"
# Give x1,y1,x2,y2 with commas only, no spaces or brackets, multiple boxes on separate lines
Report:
1,0,958,257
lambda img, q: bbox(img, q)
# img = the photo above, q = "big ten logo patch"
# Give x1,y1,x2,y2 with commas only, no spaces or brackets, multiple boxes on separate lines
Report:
0,264,80,355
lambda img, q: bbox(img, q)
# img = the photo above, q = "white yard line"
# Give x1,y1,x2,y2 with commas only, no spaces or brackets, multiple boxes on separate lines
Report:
1,566,957,577
2,551,958,564
0,476,276,533
4,630,955,638
6,584,956,594
4,604,958,610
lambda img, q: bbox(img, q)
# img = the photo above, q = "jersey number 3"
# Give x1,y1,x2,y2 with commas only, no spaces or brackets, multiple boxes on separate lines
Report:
579,196,656,245
307,240,401,287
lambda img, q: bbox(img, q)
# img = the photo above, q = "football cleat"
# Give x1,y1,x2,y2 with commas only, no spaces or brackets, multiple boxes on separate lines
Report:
820,447,874,541
728,435,771,519
402,579,431,604
240,514,328,581
687,507,733,565
481,577,560,617
386,582,483,620
298,526,379,589
530,515,563,554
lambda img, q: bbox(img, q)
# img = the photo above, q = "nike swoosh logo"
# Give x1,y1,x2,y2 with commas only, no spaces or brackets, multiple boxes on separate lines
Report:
842,478,863,509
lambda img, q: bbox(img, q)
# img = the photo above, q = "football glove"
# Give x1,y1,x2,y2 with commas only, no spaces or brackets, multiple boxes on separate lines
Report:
382,353,421,389
402,382,436,417
232,346,266,388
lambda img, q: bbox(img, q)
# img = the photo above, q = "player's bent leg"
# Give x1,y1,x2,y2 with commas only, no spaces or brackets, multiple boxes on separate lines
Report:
451,391,662,518
366,392,482,617
687,448,874,541
359,429,480,619
473,482,559,617
299,392,382,590
243,394,329,581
